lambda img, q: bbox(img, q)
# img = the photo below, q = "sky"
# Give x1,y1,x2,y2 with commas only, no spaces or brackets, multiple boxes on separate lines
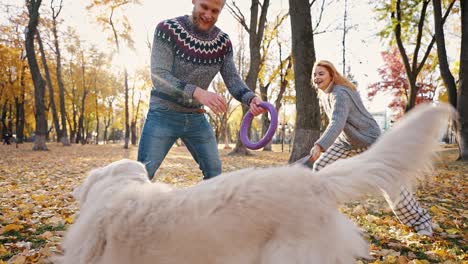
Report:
67,0,393,110
1,0,440,113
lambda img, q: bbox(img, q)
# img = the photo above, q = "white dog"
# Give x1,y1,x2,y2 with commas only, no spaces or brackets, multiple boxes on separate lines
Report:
58,104,452,264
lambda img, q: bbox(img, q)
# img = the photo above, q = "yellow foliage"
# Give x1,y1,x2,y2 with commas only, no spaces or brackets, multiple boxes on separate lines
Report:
0,244,7,255
0,224,24,234
429,205,444,216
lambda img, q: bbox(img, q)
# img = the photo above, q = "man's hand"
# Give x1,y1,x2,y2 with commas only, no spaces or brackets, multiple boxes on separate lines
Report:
193,88,226,114
309,144,323,162
249,97,267,116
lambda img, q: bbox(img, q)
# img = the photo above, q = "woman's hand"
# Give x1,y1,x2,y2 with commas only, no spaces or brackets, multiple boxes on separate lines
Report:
309,144,323,161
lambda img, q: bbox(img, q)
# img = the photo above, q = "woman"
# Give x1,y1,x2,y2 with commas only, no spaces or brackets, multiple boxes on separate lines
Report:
310,60,433,236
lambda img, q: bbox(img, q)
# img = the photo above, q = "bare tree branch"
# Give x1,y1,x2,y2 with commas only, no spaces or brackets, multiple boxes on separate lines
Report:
256,0,270,39
313,0,326,32
416,0,456,74
50,0,63,19
309,0,316,8
226,1,249,32
393,0,413,77
146,32,152,53
411,0,430,72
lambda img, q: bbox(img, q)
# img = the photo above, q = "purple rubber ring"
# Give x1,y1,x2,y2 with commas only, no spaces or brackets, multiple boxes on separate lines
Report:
240,102,278,150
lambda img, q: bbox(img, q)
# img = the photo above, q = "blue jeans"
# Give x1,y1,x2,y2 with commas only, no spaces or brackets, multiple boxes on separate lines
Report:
137,105,222,180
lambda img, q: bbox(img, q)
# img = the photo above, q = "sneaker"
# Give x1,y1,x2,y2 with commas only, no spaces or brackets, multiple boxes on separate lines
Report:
417,225,433,236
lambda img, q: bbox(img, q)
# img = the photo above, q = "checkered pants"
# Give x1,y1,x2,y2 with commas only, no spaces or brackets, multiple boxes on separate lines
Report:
312,143,432,232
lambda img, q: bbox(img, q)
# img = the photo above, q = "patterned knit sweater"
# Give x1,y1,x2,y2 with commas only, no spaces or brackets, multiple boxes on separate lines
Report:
150,15,256,112
316,85,381,150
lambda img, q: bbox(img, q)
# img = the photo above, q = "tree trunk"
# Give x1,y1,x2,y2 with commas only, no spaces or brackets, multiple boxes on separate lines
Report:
259,82,272,151
131,121,137,145
78,90,88,145
288,0,320,163
230,0,270,155
37,31,61,142
68,59,78,143
103,128,108,143
433,0,457,108
51,7,70,146
1,102,7,137
25,0,48,151
95,90,100,145
15,65,27,144
223,122,231,149
342,0,348,76
271,54,292,153
78,52,88,144
124,69,130,148
15,98,25,143
393,0,430,112
104,99,113,144
7,104,13,135
132,92,142,145
458,0,468,160
261,113,272,151
103,117,109,144
406,77,418,112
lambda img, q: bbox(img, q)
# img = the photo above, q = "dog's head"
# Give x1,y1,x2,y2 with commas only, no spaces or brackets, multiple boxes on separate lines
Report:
73,159,150,205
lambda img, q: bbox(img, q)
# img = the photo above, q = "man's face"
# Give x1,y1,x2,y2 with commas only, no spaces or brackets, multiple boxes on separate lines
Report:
192,0,224,32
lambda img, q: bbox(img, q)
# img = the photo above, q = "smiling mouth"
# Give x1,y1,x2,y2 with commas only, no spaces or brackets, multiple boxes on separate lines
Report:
200,17,212,24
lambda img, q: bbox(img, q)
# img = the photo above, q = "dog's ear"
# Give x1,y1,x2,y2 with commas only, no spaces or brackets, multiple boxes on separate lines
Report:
108,159,149,182
73,167,104,204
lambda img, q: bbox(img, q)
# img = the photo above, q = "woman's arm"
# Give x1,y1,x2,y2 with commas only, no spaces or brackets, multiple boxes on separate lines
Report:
315,89,352,150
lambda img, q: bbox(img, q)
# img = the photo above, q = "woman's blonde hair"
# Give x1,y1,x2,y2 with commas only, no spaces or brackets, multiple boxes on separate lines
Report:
313,60,357,91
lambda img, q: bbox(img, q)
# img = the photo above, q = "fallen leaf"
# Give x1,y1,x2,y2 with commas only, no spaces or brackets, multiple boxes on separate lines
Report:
0,224,24,234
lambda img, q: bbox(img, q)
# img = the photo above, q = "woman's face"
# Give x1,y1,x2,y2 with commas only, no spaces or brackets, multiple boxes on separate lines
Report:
313,65,333,91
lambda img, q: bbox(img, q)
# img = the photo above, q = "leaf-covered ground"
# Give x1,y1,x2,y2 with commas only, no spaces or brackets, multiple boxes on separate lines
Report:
0,143,466,263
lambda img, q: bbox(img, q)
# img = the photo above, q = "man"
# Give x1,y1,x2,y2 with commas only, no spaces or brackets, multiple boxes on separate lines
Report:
138,0,264,180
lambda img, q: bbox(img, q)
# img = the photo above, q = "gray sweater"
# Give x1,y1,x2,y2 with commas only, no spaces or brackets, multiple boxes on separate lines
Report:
316,85,381,150
150,15,256,112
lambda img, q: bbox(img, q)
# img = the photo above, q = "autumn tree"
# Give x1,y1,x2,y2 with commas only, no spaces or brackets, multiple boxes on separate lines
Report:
374,0,456,111
257,13,292,151
0,6,31,144
431,0,468,159
0,45,18,140
25,0,48,150
369,48,438,119
87,49,110,144
458,0,468,159
227,0,270,155
205,76,239,146
86,0,140,149
76,43,91,144
103,94,117,143
63,29,80,142
50,0,70,145
288,0,321,162
36,28,61,142
130,67,149,145
433,0,457,108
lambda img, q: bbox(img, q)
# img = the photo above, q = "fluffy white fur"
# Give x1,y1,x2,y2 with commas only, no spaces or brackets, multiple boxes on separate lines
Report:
58,104,453,264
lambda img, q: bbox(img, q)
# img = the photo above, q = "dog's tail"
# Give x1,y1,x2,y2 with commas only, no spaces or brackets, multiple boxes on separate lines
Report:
316,103,454,204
